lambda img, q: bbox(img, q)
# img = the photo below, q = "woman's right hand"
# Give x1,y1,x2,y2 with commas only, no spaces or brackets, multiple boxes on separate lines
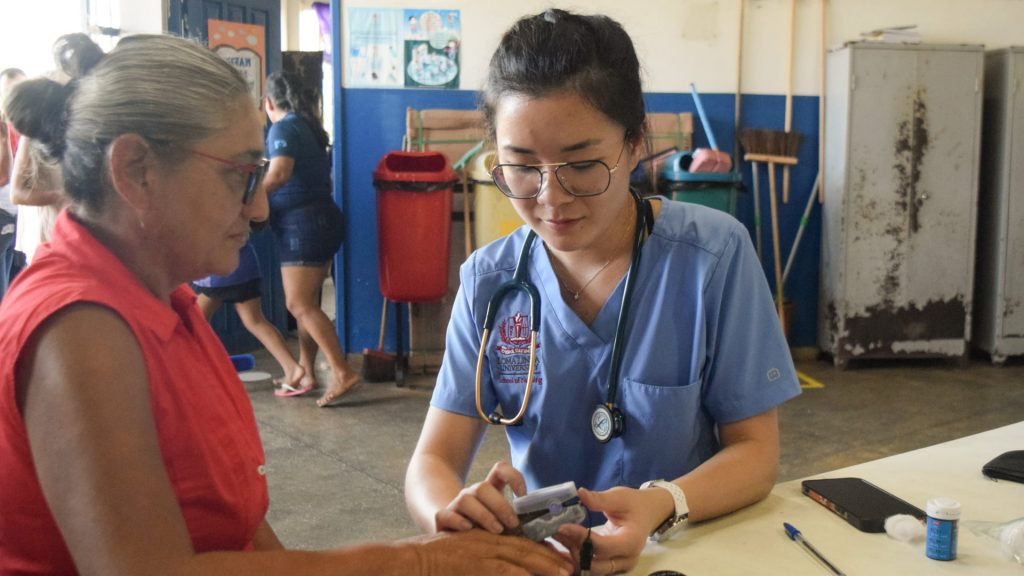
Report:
434,461,525,533
406,529,572,576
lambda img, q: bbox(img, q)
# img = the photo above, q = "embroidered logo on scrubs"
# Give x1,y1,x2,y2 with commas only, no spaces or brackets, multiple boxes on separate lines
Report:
495,313,543,386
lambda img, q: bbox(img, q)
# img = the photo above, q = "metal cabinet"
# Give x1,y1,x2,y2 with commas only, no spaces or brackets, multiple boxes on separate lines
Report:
974,48,1024,364
819,43,984,368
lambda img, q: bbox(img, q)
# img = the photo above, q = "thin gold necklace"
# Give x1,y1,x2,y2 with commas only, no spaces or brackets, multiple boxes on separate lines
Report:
555,200,636,302
559,258,614,302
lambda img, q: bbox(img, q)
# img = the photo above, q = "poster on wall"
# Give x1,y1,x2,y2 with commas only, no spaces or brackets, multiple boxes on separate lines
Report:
403,9,460,89
207,19,266,106
346,7,403,88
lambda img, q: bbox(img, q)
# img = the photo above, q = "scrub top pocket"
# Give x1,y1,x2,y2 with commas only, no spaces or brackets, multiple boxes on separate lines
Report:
619,376,718,486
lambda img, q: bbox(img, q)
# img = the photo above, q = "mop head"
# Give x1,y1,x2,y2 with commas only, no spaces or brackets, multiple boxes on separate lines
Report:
689,148,733,173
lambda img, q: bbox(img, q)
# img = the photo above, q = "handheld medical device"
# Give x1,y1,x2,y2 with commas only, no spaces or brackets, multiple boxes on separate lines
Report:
505,481,586,541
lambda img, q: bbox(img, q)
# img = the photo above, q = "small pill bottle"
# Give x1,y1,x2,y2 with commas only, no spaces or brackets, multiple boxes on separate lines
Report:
925,497,961,561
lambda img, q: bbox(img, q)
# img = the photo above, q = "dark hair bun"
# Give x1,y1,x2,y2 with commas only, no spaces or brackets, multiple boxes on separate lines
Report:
54,33,104,79
4,78,74,160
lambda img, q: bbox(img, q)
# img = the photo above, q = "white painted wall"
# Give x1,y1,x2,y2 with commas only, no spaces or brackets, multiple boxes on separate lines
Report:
90,0,166,37
0,0,164,76
332,0,1024,94
7,1,1021,91
118,0,165,35
0,1,83,76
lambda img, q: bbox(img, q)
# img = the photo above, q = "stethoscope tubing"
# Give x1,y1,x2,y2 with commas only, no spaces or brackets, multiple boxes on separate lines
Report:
475,232,541,425
603,190,647,413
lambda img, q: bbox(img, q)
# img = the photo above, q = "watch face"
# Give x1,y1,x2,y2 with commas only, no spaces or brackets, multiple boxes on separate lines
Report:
591,405,613,442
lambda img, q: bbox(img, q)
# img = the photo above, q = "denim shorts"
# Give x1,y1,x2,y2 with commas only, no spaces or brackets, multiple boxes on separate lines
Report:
270,198,344,266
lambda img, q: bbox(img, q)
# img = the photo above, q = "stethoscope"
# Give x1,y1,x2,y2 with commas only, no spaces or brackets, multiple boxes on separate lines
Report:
474,188,651,443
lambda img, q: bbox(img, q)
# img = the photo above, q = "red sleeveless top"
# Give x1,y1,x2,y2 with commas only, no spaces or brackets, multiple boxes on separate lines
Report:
0,211,268,574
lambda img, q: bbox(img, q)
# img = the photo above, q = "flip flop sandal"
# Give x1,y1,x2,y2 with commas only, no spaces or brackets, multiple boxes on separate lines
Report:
274,382,313,397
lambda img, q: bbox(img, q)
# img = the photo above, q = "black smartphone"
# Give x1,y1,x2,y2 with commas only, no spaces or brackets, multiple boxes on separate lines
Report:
801,477,925,533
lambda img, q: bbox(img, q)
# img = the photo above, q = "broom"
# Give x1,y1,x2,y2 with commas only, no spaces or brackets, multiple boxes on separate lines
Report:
741,0,802,204
741,127,794,330
362,298,397,382
739,129,799,330
738,0,802,331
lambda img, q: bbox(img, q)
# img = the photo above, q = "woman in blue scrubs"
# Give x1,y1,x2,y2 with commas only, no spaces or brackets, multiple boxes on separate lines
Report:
262,71,359,406
405,9,801,575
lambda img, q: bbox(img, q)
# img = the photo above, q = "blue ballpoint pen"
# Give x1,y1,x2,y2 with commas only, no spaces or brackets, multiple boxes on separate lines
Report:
784,522,846,576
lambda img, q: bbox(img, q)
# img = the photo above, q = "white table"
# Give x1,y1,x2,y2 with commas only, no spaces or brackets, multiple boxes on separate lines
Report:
631,422,1024,575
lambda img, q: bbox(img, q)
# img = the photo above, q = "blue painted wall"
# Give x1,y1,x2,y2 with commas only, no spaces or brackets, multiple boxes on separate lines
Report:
336,89,822,352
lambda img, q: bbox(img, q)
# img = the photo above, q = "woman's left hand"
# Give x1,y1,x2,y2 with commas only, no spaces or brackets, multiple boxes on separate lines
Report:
552,487,667,575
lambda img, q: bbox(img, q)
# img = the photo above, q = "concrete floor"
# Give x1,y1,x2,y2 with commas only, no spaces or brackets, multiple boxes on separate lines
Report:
240,343,1024,550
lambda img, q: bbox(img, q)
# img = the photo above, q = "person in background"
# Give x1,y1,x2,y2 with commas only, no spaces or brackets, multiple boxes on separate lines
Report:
0,68,25,160
5,36,100,266
405,9,801,575
0,33,571,576
262,70,360,407
8,134,65,265
0,68,25,166
192,237,309,395
0,67,26,300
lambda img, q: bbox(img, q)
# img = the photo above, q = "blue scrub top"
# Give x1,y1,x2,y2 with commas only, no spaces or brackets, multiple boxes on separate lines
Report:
431,197,801,493
266,112,331,211
192,240,261,288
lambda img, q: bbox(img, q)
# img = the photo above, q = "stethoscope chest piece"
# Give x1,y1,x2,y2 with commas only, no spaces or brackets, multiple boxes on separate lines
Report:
591,403,624,443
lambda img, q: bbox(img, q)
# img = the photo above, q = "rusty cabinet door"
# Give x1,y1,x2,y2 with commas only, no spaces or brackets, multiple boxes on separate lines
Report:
975,49,1024,363
1004,54,1024,342
820,43,983,368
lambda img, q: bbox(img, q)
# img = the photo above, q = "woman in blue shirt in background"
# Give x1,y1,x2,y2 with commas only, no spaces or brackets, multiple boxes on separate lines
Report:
262,71,359,407
405,9,801,575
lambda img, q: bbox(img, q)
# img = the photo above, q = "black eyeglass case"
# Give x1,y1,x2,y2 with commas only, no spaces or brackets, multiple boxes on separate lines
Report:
983,450,1024,483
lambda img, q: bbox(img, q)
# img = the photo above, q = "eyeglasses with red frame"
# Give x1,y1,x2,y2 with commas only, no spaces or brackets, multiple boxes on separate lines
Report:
187,149,269,205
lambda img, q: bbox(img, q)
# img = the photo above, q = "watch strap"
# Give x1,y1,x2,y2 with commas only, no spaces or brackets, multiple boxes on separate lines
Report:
640,479,689,542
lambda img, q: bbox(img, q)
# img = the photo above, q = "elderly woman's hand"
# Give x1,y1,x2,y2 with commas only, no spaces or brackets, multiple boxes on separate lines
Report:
404,529,572,576
434,460,525,534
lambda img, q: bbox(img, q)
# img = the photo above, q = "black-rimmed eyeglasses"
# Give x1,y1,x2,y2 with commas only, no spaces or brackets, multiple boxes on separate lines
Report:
490,139,629,199
188,149,269,205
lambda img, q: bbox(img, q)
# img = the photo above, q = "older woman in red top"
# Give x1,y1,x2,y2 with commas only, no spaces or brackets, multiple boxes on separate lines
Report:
0,34,571,576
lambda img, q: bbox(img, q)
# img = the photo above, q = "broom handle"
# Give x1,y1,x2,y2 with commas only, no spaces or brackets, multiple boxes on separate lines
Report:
783,169,793,203
768,162,786,328
783,0,796,204
818,0,826,203
735,0,744,150
752,160,763,261
378,298,389,351
782,171,821,284
785,0,795,133
690,83,718,150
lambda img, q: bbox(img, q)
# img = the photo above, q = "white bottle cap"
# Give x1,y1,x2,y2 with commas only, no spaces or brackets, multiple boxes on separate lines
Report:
926,497,961,520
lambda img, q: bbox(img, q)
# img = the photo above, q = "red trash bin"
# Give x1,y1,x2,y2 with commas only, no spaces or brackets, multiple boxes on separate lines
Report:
374,151,456,302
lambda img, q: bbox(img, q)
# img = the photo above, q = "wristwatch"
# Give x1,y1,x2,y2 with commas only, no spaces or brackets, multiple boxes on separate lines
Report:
640,479,689,542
